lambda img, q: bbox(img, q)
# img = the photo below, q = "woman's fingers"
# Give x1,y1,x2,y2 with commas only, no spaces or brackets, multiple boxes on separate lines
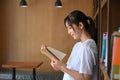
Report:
40,44,47,53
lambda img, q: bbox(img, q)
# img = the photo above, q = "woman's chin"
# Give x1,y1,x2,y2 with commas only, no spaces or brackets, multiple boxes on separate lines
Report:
73,37,78,40
73,36,79,40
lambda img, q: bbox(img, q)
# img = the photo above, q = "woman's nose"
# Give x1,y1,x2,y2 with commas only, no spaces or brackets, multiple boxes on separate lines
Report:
67,30,71,34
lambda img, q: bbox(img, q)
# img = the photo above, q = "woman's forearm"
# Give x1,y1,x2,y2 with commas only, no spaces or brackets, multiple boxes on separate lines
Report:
60,66,92,80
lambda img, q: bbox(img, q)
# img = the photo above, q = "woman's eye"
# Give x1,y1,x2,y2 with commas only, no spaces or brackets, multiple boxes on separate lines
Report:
67,26,72,30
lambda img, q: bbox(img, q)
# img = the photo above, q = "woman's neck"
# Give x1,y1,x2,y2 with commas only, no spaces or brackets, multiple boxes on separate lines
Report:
80,31,91,42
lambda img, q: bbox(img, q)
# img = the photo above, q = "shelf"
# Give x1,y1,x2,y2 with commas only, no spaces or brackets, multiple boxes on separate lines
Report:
94,0,120,80
93,8,99,20
93,0,107,20
100,62,110,80
101,0,107,8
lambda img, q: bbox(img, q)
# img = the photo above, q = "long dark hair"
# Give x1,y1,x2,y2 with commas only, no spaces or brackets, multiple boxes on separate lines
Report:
64,10,97,43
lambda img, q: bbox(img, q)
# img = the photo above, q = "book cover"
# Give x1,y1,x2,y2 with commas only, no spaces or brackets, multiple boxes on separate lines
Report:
111,32,120,80
101,32,107,63
41,46,66,61
104,32,108,67
119,66,120,80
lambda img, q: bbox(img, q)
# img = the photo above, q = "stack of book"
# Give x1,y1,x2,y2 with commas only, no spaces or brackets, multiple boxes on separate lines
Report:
110,31,120,80
101,31,120,80
101,32,108,67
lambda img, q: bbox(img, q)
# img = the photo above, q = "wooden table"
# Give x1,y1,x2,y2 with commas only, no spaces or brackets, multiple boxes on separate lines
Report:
2,61,43,80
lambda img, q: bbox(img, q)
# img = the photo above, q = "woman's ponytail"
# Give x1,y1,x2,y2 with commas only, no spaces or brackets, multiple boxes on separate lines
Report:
87,17,97,43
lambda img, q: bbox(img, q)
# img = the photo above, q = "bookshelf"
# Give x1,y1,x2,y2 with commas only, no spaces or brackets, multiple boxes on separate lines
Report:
93,0,120,80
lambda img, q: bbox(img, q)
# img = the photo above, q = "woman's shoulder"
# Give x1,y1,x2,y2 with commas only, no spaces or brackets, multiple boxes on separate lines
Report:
82,39,97,49
85,39,96,44
73,39,97,49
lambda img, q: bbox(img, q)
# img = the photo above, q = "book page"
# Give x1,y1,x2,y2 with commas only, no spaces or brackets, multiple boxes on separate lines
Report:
112,31,120,36
47,47,66,61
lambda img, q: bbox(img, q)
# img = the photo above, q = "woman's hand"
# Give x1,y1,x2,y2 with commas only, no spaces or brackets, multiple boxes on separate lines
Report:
40,44,48,54
41,45,66,72
50,57,66,71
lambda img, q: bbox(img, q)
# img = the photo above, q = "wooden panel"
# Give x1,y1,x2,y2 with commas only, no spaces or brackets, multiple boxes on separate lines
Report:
0,0,93,72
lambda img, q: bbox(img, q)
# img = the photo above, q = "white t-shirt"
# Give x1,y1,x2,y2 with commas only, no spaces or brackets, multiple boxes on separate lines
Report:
63,39,98,80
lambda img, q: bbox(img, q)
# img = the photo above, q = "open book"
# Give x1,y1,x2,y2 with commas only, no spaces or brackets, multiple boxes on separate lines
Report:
41,46,66,61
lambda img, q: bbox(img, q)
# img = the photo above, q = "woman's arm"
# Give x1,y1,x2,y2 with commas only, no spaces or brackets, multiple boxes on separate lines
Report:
61,66,92,80
50,58,92,80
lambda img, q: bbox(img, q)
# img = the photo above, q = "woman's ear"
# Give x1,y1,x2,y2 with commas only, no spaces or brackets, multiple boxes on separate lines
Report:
79,22,83,29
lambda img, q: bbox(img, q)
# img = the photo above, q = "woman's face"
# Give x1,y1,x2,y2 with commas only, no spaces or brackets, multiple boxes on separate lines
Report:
65,22,82,40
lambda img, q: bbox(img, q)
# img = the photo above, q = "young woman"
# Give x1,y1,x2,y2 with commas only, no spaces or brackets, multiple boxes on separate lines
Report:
41,10,98,80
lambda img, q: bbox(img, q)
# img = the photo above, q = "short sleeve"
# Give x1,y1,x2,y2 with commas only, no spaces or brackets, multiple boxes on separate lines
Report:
79,46,95,75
